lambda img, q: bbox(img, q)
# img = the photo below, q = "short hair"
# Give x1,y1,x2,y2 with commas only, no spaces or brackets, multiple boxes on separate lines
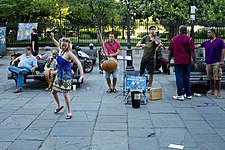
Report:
26,46,32,51
179,25,187,34
52,49,58,54
109,32,115,36
32,28,37,33
208,28,216,34
149,25,156,30
45,46,51,51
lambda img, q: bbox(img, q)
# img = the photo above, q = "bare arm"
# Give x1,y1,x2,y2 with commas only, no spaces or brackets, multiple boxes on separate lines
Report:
222,48,225,61
109,49,120,57
167,50,173,64
195,44,201,49
68,51,84,82
136,40,146,47
50,32,60,48
166,50,173,69
219,48,225,68
11,57,20,66
31,66,38,73
32,41,35,53
191,51,198,71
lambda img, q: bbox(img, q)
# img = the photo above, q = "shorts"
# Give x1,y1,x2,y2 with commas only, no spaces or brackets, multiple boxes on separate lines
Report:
104,66,119,78
206,62,222,80
140,59,155,75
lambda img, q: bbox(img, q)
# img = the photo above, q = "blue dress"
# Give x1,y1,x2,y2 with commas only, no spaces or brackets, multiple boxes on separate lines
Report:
52,55,72,92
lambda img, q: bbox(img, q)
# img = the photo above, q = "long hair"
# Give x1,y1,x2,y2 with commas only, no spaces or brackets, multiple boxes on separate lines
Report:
59,37,72,51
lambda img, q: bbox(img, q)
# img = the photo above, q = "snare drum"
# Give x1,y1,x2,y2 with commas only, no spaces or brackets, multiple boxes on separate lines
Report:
101,57,118,72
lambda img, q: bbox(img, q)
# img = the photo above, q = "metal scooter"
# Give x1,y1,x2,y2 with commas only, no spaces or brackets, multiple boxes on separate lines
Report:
72,44,94,73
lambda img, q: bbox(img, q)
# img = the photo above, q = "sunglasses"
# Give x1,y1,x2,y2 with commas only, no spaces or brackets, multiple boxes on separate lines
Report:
61,37,70,42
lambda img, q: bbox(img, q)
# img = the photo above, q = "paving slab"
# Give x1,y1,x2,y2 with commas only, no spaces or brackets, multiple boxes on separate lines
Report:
0,129,23,142
129,137,159,150
150,114,185,128
17,128,51,141
40,137,91,150
128,127,154,138
192,134,225,150
97,115,126,123
0,115,36,129
175,108,204,121
147,102,176,114
155,128,197,148
184,120,216,134
90,131,128,150
50,122,94,137
95,122,127,131
7,140,43,150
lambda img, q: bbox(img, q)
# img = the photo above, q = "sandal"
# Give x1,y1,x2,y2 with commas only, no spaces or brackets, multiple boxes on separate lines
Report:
45,87,51,91
66,113,72,119
207,92,216,96
112,89,118,93
107,88,112,94
54,106,64,113
217,95,223,99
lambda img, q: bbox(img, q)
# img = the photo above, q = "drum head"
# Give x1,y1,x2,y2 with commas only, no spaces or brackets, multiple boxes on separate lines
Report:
101,59,117,72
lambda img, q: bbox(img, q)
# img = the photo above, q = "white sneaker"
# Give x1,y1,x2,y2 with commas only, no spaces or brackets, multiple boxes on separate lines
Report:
173,95,184,101
186,96,192,99
184,94,192,99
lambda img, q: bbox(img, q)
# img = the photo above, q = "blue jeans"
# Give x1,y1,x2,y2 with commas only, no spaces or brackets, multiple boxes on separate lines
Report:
8,66,31,89
174,64,191,96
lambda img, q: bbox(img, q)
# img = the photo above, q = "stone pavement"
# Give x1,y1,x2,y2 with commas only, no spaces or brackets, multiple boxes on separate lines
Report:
0,51,225,150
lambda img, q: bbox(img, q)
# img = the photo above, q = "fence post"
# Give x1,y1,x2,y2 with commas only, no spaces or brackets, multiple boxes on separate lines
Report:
126,0,134,71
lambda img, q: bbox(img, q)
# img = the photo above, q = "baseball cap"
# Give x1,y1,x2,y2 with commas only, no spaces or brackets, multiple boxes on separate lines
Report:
45,46,51,51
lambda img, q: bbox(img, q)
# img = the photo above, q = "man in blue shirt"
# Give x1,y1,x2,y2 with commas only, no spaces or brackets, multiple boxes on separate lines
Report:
8,47,38,93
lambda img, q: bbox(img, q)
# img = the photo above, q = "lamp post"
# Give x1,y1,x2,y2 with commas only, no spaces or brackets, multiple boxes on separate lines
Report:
59,2,62,37
190,0,196,39
126,0,134,71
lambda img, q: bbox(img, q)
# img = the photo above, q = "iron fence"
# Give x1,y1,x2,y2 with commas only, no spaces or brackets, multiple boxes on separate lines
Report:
1,21,224,47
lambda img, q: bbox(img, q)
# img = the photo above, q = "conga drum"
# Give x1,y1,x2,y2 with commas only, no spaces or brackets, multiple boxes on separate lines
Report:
101,57,118,72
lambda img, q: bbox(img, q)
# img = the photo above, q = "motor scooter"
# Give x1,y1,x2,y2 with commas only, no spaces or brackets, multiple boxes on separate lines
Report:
72,45,94,73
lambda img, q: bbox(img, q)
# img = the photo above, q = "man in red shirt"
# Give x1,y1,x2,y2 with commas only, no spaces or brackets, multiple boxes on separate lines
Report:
103,32,120,93
167,25,197,100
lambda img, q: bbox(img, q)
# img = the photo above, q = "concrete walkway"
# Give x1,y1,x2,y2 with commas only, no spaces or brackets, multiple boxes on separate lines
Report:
0,52,225,150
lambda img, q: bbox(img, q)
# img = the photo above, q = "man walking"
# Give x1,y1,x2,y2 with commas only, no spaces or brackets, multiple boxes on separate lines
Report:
195,28,225,98
167,25,197,100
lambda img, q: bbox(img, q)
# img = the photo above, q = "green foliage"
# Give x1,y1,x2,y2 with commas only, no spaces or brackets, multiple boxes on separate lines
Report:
195,28,208,39
129,0,225,24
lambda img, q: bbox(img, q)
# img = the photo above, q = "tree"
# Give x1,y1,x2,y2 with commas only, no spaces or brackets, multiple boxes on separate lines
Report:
28,0,57,22
128,0,225,38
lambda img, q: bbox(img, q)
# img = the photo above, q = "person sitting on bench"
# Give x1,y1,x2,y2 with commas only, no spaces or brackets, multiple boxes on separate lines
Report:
8,46,38,93
41,46,53,61
44,49,58,91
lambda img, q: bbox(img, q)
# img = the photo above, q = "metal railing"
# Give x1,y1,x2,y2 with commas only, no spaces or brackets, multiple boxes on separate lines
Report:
1,21,224,47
